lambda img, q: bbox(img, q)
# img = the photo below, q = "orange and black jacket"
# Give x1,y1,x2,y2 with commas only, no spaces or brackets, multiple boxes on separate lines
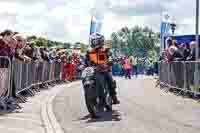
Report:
85,47,110,66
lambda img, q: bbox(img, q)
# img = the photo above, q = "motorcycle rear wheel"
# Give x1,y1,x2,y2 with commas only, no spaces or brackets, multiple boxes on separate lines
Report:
85,95,97,117
105,94,112,111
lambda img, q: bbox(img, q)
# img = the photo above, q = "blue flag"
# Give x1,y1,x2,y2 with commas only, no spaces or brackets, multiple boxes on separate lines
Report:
89,15,103,45
160,12,172,50
89,15,102,35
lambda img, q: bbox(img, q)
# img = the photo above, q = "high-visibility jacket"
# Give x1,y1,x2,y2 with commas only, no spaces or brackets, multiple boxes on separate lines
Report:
129,56,137,65
87,48,109,65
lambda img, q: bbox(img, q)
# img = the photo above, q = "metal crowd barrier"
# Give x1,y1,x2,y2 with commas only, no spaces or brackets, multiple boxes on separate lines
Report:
12,60,62,95
0,57,82,98
0,57,11,97
159,61,200,95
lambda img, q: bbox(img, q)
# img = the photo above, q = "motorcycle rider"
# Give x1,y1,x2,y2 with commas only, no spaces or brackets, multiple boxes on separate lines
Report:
85,33,120,109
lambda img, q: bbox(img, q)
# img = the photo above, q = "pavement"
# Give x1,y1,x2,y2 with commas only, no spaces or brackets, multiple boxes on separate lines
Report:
1,76,200,133
0,82,79,133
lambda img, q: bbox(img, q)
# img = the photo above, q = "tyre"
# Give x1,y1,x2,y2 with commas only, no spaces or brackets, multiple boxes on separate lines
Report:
104,83,112,111
84,95,97,116
105,94,112,111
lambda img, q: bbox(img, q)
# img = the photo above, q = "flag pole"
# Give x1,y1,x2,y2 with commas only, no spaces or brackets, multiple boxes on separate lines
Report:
195,0,199,61
195,0,199,92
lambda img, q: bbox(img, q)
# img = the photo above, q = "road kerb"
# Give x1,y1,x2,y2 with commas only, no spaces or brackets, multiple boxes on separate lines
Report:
41,82,80,133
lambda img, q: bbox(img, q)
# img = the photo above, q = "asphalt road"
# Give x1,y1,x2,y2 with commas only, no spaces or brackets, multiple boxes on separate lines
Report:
53,76,200,133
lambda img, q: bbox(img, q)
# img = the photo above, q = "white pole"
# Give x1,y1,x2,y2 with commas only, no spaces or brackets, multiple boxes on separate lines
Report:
195,0,199,91
195,0,199,60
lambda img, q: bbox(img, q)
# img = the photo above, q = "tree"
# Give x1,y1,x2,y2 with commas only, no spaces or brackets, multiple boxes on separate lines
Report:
79,43,88,53
74,42,81,48
26,35,83,52
110,26,159,58
63,43,71,49
34,37,48,47
27,35,37,42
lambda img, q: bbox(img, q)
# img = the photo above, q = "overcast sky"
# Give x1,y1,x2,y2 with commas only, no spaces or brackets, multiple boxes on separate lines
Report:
0,0,196,43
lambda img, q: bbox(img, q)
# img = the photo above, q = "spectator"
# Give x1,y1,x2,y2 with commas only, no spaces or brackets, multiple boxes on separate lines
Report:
154,61,158,75
129,56,138,77
32,47,43,62
112,60,118,76
159,50,168,63
61,57,68,81
168,39,183,61
178,43,186,57
48,49,57,63
0,30,16,57
165,37,173,62
146,59,154,76
182,43,190,61
123,57,131,79
13,34,31,62
187,41,197,61
23,42,34,60
66,56,75,81
40,47,49,62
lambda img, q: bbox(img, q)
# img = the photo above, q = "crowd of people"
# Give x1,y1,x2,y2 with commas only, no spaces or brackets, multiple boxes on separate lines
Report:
159,37,197,63
0,29,159,82
0,29,83,81
112,56,158,79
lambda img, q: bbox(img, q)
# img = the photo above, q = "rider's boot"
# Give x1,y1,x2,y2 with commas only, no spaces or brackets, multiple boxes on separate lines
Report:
112,95,120,105
105,105,112,112
91,113,100,119
98,97,105,112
